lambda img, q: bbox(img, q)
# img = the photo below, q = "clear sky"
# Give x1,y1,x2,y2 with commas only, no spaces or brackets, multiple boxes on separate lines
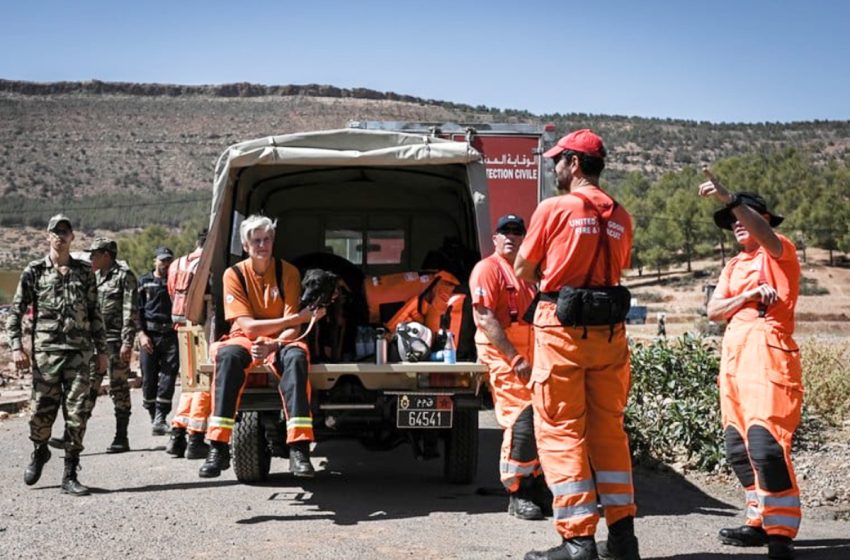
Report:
3,0,849,124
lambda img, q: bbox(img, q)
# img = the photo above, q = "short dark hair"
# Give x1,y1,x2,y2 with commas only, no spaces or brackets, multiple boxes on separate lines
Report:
564,150,605,177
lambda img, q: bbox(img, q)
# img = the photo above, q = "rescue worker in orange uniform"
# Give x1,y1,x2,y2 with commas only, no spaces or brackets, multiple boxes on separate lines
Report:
165,230,211,460
470,213,549,520
700,173,801,560
516,130,639,560
198,215,324,478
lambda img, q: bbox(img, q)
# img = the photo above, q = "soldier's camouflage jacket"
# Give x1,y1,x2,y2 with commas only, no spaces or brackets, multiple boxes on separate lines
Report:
6,255,107,354
96,261,138,346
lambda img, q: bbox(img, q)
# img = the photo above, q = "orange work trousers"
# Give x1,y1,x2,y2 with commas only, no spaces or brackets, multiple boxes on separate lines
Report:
171,390,211,434
530,300,636,539
476,323,539,492
720,321,802,538
206,336,312,445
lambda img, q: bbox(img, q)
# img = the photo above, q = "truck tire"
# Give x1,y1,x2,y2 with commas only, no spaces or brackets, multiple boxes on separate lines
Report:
232,411,271,483
443,408,479,484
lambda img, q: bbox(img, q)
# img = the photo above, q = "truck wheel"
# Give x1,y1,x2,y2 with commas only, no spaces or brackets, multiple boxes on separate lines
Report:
443,408,479,484
232,411,271,483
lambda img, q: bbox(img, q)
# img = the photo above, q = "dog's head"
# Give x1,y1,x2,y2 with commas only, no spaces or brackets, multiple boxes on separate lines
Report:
300,268,339,310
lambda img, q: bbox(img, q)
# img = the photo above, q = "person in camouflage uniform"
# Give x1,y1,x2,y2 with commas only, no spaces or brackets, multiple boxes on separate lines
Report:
7,214,108,496
84,237,138,453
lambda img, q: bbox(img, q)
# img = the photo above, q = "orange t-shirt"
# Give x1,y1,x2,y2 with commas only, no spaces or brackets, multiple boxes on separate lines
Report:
222,259,302,339
518,186,633,293
715,234,800,334
469,253,536,328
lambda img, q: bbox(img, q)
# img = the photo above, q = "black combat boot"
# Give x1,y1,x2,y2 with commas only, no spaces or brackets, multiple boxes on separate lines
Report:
61,456,90,496
106,416,131,454
152,409,169,436
718,525,768,547
165,427,187,457
289,441,315,478
185,432,210,460
509,477,545,520
24,443,51,486
198,441,230,478
767,535,794,560
598,516,641,560
525,537,598,560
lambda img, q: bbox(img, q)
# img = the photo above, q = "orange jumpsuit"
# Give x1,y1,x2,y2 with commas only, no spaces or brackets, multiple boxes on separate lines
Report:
206,259,313,445
469,253,538,492
715,234,802,538
168,249,211,436
518,186,636,539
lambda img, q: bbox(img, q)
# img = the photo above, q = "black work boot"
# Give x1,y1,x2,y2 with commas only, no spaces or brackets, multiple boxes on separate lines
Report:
598,516,641,560
509,477,545,520
106,416,130,454
531,474,554,517
47,433,66,450
767,536,795,560
24,443,51,486
198,441,230,478
185,432,210,460
289,441,315,478
165,427,187,457
718,525,768,547
61,456,90,496
151,409,169,436
525,537,599,560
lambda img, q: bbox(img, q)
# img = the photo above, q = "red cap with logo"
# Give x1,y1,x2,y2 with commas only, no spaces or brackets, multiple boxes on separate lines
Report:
543,129,606,159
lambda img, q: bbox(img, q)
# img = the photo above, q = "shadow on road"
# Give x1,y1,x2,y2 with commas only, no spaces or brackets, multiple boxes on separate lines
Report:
232,426,740,526
647,537,850,560
87,479,243,493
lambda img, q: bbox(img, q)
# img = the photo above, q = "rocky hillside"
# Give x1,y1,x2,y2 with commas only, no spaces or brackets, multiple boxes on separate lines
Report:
1,79,849,230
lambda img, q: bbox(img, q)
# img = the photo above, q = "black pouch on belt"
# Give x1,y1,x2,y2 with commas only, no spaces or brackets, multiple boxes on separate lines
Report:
556,286,631,326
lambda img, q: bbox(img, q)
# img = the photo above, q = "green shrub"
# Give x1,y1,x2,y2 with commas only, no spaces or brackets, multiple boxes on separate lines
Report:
800,338,850,425
626,334,725,471
799,276,829,296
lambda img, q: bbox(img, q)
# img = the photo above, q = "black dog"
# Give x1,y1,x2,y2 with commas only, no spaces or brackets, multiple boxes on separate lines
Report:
300,268,339,310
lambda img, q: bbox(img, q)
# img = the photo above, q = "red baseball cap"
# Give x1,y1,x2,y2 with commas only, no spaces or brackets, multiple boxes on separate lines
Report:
543,129,606,159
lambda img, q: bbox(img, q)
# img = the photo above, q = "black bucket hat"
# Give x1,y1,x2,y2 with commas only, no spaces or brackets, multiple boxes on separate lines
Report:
713,192,784,230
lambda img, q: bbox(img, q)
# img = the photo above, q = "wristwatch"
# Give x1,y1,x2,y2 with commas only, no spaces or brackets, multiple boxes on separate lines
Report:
725,193,742,209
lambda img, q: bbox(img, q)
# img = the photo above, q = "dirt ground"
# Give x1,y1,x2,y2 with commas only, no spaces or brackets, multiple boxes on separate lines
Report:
2,248,849,522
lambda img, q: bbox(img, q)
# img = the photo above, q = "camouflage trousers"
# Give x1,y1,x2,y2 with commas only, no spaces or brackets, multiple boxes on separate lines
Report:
85,340,132,421
30,350,92,456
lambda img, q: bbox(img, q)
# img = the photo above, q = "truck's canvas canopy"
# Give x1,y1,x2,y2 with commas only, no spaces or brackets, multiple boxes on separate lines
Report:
186,128,489,323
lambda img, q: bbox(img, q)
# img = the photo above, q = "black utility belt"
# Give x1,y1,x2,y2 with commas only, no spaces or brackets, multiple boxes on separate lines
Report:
540,285,632,327
145,321,173,333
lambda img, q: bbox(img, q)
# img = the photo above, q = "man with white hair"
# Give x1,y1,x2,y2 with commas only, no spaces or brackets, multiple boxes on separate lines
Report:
199,215,324,478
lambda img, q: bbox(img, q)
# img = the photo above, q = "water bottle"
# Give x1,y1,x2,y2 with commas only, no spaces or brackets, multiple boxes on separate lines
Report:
375,328,387,365
443,331,456,364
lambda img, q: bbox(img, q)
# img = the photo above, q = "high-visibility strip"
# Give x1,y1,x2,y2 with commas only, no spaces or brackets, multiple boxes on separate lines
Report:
186,418,208,431
172,414,191,429
500,461,538,477
553,503,598,520
763,515,801,529
208,416,235,429
759,495,801,508
286,417,313,430
143,398,156,406
596,471,631,485
156,397,173,404
551,479,595,496
599,493,634,506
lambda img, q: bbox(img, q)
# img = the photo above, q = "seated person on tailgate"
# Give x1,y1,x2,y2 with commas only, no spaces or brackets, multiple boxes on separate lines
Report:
199,215,325,479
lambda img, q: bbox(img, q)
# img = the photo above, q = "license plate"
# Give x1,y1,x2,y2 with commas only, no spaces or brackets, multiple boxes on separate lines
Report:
396,394,453,428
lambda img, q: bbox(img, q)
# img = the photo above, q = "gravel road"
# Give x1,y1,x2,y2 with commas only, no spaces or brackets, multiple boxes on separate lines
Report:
1,389,848,560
